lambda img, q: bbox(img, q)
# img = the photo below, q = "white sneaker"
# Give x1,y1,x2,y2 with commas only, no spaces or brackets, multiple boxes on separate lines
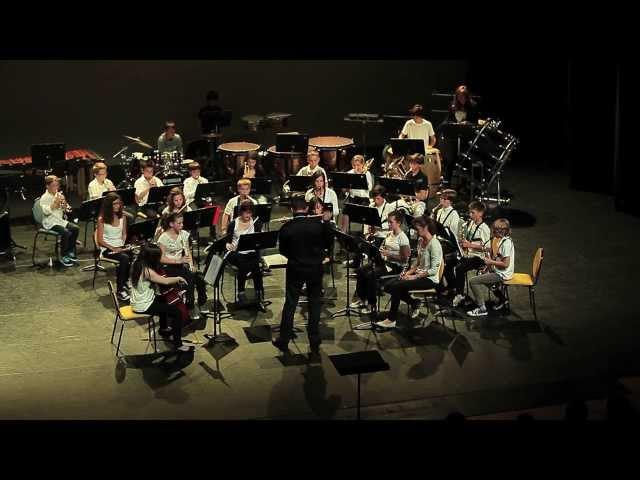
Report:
410,304,421,319
375,319,396,329
452,294,465,308
467,307,488,317
350,300,364,309
493,300,509,311
190,304,201,320
117,290,130,301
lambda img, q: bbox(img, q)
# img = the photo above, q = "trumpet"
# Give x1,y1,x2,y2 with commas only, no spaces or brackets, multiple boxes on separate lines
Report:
56,191,73,215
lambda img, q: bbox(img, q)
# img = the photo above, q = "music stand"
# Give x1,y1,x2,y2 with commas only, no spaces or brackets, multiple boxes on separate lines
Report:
390,138,425,157
194,181,227,204
78,197,106,271
183,206,219,267
126,219,157,245
286,175,314,193
31,143,65,172
330,172,369,232
232,203,273,225
233,231,279,310
203,250,235,344
249,177,272,197
276,133,309,153
147,185,174,205
378,177,417,212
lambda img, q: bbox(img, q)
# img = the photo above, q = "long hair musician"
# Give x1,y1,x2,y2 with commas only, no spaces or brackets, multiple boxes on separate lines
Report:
304,170,339,222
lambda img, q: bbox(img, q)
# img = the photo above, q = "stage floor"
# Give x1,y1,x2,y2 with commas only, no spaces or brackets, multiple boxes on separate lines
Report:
1,164,640,420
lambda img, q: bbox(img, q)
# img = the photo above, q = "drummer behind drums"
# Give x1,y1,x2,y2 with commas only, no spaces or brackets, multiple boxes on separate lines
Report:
183,161,209,209
220,178,258,235
87,162,116,200
157,120,184,156
339,154,373,233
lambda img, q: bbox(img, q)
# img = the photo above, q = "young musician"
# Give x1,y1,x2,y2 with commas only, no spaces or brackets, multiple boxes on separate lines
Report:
40,175,80,267
431,188,461,242
157,120,183,156
304,171,339,222
450,201,491,308
296,148,328,184
236,153,265,180
97,193,131,301
467,218,515,317
412,182,429,218
161,187,192,216
220,178,258,235
377,216,443,329
225,201,267,312
157,212,209,319
405,153,428,185
130,244,193,353
340,155,373,232
134,160,164,215
448,85,480,125
352,211,410,314
400,104,437,151
183,162,208,208
87,162,116,200
364,185,393,246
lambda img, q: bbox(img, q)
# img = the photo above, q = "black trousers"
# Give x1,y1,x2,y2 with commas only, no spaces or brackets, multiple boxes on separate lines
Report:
227,251,263,296
136,296,183,348
50,223,80,256
163,264,208,308
355,262,403,308
452,255,485,295
278,265,322,346
103,250,132,292
384,277,438,320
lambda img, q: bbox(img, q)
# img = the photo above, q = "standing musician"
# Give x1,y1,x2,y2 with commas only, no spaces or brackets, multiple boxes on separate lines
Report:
400,104,437,151
40,175,80,267
466,218,515,317
130,244,193,353
157,120,183,156
157,212,209,320
447,85,480,125
351,211,410,314
87,162,116,200
377,215,443,329
97,193,131,301
339,154,373,232
272,195,334,355
134,160,164,217
449,201,491,308
183,162,208,208
405,153,428,185
225,200,267,312
304,171,339,222
220,178,258,235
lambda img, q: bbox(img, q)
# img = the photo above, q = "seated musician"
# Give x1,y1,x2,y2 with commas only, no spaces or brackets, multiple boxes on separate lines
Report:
297,148,328,184
87,162,116,200
97,193,132,301
130,244,193,353
450,201,491,308
412,180,429,218
134,160,164,217
157,120,183,157
40,175,80,267
220,178,258,235
339,154,373,232
466,218,515,317
377,215,443,329
431,188,461,242
304,171,339,223
405,153,428,185
351,211,410,315
157,212,209,320
183,162,208,209
236,152,265,180
225,200,267,312
161,187,192,216
400,104,437,151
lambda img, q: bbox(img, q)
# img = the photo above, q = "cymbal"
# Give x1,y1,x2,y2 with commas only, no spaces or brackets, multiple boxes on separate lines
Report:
383,114,412,120
202,132,223,139
241,114,265,124
122,135,153,149
265,112,292,120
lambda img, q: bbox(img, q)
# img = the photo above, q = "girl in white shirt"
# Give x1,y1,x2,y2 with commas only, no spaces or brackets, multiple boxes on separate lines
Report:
304,171,339,222
39,175,80,267
156,187,192,238
339,154,373,232
96,193,131,301
130,244,192,352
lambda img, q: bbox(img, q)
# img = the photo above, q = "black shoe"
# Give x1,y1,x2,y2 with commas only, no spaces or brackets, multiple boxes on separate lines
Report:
257,301,267,313
158,327,172,338
271,339,289,354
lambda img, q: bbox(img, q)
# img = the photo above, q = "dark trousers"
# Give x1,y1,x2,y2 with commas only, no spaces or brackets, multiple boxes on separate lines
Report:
355,262,403,308
227,251,264,297
278,266,322,346
137,297,183,348
103,250,132,292
451,255,485,295
384,277,438,320
163,264,208,308
50,223,80,257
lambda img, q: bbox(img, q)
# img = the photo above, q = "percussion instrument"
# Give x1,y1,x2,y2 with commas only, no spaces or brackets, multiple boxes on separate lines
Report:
218,142,261,177
241,114,265,132
267,145,304,181
123,135,153,149
422,147,442,196
264,112,292,128
309,136,354,171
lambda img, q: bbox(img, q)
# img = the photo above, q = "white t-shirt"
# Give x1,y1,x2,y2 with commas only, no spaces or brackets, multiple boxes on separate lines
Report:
382,230,410,268
101,217,125,253
346,169,373,199
134,176,164,206
297,165,327,184
88,178,115,200
231,218,256,255
454,110,467,123
183,176,208,205
494,236,515,280
39,191,68,230
158,230,191,263
131,268,156,313
434,206,461,241
416,237,443,283
223,195,258,218
401,119,435,151
462,220,491,258
364,200,392,238
304,188,340,221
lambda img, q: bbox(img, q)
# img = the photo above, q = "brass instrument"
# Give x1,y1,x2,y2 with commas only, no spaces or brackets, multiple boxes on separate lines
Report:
362,158,374,173
56,191,73,216
383,155,407,179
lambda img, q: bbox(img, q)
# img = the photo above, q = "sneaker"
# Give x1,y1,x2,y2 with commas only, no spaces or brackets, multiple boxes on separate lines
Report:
493,300,509,311
350,300,364,309
60,256,74,267
467,307,488,317
452,294,466,308
177,344,195,353
117,290,130,301
190,304,201,320
375,319,396,329
410,304,421,319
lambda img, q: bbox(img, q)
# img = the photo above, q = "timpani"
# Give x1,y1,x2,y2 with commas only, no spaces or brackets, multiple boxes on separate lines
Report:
266,146,304,181
308,136,354,171
218,141,261,178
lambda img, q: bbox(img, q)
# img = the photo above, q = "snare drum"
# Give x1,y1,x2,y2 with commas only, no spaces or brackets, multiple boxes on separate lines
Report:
309,136,354,171
218,142,261,177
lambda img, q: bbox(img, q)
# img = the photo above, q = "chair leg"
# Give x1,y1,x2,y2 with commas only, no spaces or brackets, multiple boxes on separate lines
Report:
531,287,539,325
151,317,157,353
116,321,125,357
110,313,119,343
32,232,39,266
92,258,99,289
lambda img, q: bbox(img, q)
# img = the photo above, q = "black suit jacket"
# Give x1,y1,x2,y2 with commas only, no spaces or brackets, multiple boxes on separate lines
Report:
278,213,333,272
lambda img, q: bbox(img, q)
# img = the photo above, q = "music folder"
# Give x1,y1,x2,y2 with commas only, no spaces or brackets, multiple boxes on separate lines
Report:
194,181,227,200
147,185,174,204
342,204,382,228
390,138,425,157
183,206,218,231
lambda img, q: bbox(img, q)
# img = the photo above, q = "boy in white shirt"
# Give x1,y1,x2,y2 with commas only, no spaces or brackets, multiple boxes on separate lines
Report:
134,160,164,217
296,148,327,184
220,178,258,235
87,162,116,200
39,175,80,267
400,104,437,152
183,162,208,208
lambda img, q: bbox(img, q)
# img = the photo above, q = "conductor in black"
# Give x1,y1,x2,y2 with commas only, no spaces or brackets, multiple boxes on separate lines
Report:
273,195,334,354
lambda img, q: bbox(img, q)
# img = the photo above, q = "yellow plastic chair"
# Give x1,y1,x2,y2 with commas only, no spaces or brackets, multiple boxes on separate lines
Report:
503,247,544,328
108,280,156,357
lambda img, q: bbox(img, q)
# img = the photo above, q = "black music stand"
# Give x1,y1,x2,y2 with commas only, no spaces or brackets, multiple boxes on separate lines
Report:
147,185,174,205
249,177,272,197
331,231,362,321
329,350,389,420
232,231,279,310
31,143,65,172
330,172,369,232
390,138,425,157
126,219,157,245
78,197,106,272
203,249,235,345
378,177,417,212
286,175,314,193
194,181,228,204
276,133,309,154
104,188,136,206
183,206,219,267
